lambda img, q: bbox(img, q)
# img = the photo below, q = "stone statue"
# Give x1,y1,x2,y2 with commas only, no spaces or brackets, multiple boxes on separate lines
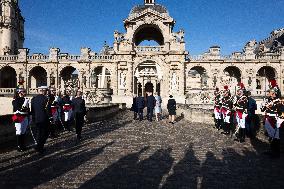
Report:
120,72,126,88
172,29,185,43
114,30,125,42
171,72,178,90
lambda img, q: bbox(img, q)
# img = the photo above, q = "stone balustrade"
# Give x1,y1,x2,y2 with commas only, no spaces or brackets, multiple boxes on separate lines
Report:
0,51,281,62
135,46,164,52
27,54,49,62
189,53,281,61
0,88,15,95
90,55,114,60
28,88,38,95
0,55,18,61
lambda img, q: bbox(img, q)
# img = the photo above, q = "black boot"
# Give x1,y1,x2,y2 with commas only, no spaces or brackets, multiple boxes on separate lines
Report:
16,135,22,152
217,119,221,130
240,128,245,143
20,134,27,151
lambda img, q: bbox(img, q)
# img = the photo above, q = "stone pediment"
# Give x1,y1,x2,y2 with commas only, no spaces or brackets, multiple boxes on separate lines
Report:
124,8,174,24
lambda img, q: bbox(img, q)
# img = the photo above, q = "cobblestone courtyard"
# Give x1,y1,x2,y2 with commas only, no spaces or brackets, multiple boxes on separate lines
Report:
0,110,284,189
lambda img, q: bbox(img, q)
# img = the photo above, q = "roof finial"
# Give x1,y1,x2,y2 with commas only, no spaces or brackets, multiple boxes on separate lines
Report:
144,0,155,5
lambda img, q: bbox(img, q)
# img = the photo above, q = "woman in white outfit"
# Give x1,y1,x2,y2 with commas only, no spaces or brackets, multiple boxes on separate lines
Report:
154,93,162,121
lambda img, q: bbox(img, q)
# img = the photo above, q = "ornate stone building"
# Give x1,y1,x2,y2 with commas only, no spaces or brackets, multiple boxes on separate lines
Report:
0,0,283,106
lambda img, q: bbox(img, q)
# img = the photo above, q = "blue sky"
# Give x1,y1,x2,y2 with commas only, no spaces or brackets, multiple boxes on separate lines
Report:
20,0,284,55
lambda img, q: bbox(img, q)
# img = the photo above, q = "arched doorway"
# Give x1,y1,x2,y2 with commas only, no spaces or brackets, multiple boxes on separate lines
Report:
91,66,111,89
188,66,207,89
256,66,276,91
134,61,162,96
60,66,78,89
222,66,242,93
29,66,47,88
0,66,17,88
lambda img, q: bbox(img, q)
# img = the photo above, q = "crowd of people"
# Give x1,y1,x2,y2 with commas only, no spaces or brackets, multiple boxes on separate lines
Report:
12,83,86,154
131,92,177,124
213,80,283,158
11,80,283,158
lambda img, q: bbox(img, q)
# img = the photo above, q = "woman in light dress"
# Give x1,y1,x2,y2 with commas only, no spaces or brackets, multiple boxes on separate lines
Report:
154,92,162,121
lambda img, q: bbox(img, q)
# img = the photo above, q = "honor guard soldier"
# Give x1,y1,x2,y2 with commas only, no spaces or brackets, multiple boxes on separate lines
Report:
213,88,222,130
31,86,50,153
12,85,30,152
72,90,87,140
263,89,282,158
62,90,73,131
220,86,233,135
234,88,248,143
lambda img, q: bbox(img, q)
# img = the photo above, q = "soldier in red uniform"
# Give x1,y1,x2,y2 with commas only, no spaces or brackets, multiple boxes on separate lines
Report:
12,86,30,152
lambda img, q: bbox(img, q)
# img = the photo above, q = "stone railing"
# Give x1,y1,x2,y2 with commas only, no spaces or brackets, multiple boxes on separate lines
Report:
58,54,81,61
90,55,114,60
189,53,281,61
256,53,280,60
0,88,15,95
135,46,164,52
255,89,266,96
28,88,38,95
0,55,18,62
27,54,49,62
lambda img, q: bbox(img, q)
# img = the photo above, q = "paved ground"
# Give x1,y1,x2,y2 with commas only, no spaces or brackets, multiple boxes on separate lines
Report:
0,110,283,189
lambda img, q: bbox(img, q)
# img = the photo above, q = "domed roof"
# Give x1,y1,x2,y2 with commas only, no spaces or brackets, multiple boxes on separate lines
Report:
130,4,168,16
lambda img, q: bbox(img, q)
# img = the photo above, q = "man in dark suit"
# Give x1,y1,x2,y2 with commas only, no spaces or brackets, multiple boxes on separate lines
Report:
72,90,87,140
136,93,145,121
246,91,257,138
146,92,156,122
31,86,49,153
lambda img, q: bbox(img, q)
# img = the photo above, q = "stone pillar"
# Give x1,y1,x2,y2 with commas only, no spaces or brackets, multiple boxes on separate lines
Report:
49,48,60,62
126,62,134,95
111,63,118,95
179,63,186,96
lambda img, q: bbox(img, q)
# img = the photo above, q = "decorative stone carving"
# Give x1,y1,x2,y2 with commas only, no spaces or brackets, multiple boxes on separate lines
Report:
49,48,60,62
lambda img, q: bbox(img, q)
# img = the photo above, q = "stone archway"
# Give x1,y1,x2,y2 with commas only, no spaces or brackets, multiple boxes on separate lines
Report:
133,24,164,46
256,66,276,92
91,66,111,89
29,66,47,88
0,66,17,88
134,61,162,96
60,66,78,89
222,66,242,92
188,66,207,89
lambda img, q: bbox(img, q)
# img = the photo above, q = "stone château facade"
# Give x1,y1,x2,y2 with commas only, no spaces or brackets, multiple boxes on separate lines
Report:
0,0,284,106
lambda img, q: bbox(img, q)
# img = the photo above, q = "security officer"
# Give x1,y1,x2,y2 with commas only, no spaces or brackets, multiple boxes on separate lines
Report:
31,86,49,153
72,90,87,140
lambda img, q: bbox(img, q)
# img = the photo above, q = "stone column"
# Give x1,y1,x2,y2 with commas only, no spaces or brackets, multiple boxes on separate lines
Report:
126,62,134,95
111,63,118,95
179,64,186,96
